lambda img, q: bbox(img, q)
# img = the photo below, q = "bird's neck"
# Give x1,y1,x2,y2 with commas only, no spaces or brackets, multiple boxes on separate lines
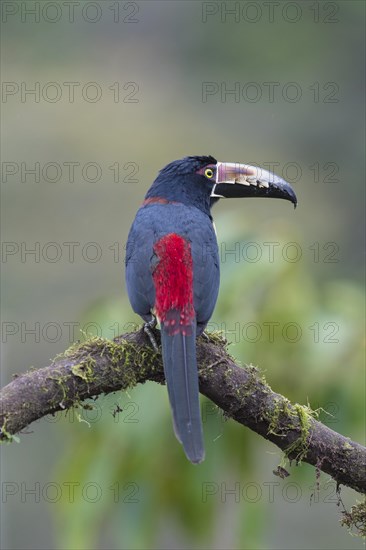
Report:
145,176,212,217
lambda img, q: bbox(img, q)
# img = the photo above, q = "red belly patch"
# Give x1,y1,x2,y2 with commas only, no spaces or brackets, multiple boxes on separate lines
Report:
152,233,195,334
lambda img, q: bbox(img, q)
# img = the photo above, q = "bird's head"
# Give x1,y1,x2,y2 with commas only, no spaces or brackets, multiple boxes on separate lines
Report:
146,155,297,213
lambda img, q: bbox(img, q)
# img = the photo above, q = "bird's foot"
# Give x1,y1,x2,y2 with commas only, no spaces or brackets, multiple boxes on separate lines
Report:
144,317,159,352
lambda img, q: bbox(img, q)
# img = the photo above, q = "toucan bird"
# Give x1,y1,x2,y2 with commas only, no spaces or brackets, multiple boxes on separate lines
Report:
125,156,297,463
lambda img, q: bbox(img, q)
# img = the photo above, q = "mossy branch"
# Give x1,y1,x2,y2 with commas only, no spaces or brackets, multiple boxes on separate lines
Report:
0,330,365,497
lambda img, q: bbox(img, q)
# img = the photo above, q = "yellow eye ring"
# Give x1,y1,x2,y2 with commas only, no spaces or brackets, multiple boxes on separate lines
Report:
205,168,214,179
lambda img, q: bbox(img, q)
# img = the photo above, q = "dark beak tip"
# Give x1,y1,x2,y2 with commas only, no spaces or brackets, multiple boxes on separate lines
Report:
281,182,297,209
289,190,298,209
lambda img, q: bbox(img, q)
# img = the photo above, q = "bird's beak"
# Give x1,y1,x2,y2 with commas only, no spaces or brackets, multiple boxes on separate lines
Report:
211,162,297,208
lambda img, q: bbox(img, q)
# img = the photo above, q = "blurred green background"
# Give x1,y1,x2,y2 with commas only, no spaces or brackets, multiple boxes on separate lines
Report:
1,1,365,549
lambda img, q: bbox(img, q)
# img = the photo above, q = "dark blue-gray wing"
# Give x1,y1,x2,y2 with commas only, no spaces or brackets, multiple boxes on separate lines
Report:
125,212,156,321
190,222,220,335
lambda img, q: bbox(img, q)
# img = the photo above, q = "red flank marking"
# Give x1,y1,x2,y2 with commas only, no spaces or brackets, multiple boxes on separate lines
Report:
142,197,178,207
152,234,195,334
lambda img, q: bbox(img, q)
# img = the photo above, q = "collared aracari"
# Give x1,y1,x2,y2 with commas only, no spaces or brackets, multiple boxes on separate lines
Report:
125,156,297,463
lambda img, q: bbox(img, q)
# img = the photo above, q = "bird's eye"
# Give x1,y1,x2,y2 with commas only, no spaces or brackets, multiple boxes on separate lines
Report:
205,168,214,179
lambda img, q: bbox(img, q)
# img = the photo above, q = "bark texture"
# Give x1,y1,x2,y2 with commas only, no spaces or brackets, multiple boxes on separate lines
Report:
1,330,365,494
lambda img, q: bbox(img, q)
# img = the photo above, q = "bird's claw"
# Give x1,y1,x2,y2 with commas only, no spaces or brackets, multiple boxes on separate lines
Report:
144,318,159,352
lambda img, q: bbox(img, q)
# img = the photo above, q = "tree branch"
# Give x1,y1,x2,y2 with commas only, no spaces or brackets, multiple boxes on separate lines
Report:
1,330,365,494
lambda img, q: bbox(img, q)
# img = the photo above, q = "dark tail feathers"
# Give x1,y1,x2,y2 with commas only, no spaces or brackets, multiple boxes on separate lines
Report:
161,319,205,464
